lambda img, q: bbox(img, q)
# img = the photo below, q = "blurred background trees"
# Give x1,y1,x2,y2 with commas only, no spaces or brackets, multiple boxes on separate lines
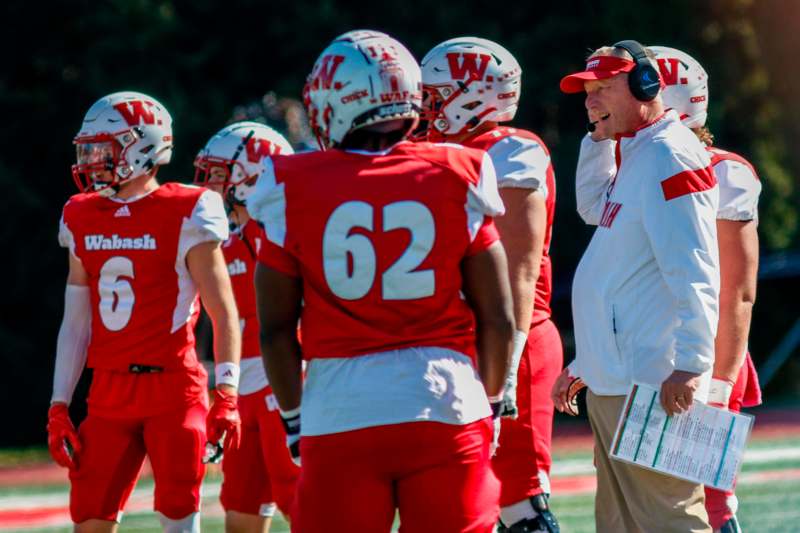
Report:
1,0,797,445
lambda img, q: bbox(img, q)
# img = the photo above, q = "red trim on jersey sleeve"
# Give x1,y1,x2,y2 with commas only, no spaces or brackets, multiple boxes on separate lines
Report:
660,165,716,201
465,216,500,256
708,147,760,181
257,238,300,277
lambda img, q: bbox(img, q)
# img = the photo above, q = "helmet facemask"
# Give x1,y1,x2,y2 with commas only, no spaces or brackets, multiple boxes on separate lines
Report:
419,78,490,140
194,121,294,210
71,133,134,197
193,154,254,207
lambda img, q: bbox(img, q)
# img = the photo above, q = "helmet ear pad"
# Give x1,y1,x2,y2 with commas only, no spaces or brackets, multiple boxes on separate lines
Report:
628,62,660,101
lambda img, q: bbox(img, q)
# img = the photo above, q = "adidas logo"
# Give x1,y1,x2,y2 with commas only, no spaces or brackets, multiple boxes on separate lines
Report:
227,258,247,276
114,205,131,217
223,370,233,377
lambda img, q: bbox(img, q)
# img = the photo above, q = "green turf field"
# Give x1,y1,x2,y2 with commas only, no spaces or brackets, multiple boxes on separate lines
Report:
2,436,799,532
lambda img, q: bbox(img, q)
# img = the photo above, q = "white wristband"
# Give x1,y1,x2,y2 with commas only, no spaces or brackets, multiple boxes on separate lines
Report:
215,362,240,389
280,406,301,419
506,330,528,381
708,378,733,406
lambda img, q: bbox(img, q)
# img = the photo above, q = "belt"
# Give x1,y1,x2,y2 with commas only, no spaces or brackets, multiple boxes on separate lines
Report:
129,364,164,374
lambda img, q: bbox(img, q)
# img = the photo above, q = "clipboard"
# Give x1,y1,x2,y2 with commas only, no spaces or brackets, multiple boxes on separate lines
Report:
609,383,753,491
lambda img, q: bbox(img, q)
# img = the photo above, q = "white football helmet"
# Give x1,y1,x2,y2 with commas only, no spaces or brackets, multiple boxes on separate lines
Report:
303,29,422,148
72,91,173,196
650,46,709,129
420,37,522,139
194,121,293,205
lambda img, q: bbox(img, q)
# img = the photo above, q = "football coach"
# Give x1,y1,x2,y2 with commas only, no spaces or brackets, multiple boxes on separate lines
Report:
552,40,720,532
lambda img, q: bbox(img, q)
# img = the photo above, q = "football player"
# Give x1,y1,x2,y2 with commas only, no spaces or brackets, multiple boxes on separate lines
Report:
47,91,242,533
194,122,300,532
421,37,562,533
653,46,761,533
567,47,762,533
248,30,514,533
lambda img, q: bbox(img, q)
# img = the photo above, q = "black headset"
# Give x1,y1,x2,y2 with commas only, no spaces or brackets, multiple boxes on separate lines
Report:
613,40,661,102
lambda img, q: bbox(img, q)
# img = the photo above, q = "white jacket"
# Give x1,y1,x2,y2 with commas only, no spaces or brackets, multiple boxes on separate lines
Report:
571,111,720,397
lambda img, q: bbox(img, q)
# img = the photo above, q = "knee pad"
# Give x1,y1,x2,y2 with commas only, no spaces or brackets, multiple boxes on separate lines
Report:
157,511,200,533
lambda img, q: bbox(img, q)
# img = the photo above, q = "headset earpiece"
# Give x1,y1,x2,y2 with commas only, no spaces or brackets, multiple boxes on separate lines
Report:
613,40,661,102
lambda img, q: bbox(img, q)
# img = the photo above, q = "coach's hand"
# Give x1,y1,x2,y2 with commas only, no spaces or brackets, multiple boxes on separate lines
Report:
552,367,585,416
207,387,241,452
47,403,81,470
660,370,702,416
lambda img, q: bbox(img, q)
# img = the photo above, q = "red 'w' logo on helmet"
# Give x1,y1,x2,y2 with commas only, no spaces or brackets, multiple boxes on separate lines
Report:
311,55,345,90
656,58,686,86
245,137,280,163
113,101,157,126
446,53,491,81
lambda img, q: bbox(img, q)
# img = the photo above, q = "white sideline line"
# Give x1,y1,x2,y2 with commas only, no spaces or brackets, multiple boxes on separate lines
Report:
550,445,800,477
0,481,221,511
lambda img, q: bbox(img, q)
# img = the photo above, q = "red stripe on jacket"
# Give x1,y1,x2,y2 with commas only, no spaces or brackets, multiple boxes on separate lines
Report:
660,165,716,201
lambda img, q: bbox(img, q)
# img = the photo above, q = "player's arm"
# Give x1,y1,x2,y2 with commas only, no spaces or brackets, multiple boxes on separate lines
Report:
495,188,546,336
254,263,303,411
254,262,303,464
188,241,241,379
187,241,242,451
52,253,90,405
47,252,91,469
710,159,761,406
494,189,546,417
461,241,515,398
488,136,549,417
711,219,758,400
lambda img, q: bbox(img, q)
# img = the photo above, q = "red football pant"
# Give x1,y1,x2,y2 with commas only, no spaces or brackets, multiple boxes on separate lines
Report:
69,402,207,523
492,318,563,505
705,353,762,529
221,385,300,516
292,419,499,533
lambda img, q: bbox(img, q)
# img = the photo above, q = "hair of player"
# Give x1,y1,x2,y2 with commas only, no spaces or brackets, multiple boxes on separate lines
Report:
693,126,715,146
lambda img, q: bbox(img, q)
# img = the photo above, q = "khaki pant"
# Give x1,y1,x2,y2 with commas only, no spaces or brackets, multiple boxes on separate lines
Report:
587,391,711,533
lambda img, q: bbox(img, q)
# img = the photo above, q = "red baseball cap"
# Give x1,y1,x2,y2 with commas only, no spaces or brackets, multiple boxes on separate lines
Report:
560,56,636,93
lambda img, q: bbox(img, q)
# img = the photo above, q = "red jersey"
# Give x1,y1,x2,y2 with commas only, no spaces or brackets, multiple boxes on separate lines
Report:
249,141,503,362
464,127,556,326
222,219,264,360
59,183,228,417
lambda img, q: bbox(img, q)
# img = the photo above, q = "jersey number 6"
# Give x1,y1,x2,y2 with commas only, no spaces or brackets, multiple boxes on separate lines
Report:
98,256,135,331
322,200,435,301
